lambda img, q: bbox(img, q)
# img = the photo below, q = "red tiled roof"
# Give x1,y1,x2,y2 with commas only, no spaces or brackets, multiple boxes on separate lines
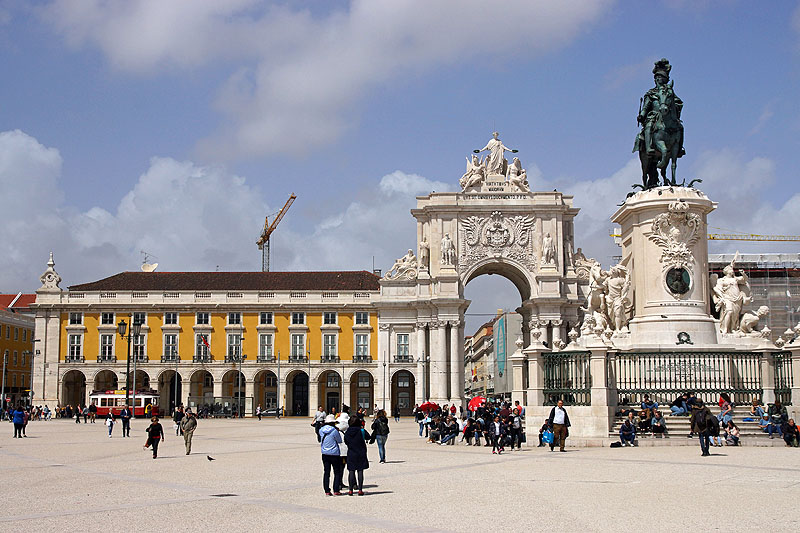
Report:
68,271,380,292
0,293,36,310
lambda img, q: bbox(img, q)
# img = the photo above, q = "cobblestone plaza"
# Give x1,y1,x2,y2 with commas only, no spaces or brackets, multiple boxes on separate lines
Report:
1,418,798,531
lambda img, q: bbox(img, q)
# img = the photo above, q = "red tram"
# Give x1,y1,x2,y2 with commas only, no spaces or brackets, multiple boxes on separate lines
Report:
89,389,160,417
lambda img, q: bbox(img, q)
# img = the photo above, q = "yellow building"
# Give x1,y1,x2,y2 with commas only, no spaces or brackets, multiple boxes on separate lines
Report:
0,294,36,407
32,260,395,416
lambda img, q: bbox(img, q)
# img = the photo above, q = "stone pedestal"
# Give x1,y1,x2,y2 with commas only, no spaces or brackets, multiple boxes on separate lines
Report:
611,187,718,346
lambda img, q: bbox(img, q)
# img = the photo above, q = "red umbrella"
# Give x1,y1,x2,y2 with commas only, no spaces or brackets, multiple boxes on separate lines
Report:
419,401,438,413
468,396,486,412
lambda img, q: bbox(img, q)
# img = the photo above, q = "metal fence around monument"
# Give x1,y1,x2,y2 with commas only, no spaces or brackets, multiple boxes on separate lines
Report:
774,352,793,406
611,351,762,407
543,351,592,406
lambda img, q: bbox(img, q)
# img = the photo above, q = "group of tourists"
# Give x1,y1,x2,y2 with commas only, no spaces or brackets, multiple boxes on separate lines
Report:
315,404,390,496
410,399,563,454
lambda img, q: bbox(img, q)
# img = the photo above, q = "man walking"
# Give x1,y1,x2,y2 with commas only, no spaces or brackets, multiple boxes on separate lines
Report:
173,406,185,436
690,400,717,457
313,406,326,443
120,405,131,437
180,409,197,455
547,400,571,452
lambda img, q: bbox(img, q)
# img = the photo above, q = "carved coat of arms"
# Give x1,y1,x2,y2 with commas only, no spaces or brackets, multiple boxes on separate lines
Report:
459,211,536,272
648,200,701,271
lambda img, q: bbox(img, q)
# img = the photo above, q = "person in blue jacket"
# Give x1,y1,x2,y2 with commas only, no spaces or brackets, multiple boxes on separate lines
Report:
12,405,26,438
318,414,344,496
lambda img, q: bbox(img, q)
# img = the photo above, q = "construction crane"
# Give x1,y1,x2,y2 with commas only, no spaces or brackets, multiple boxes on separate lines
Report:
257,193,296,272
609,227,800,242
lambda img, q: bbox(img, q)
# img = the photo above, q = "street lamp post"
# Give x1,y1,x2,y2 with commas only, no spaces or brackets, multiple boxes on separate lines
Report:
173,353,179,413
22,351,32,407
276,349,281,418
237,338,245,418
1,351,7,411
383,360,387,411
117,319,142,413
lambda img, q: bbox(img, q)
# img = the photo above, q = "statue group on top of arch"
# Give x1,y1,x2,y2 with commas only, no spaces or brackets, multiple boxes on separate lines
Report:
580,261,632,335
710,255,770,337
459,132,530,192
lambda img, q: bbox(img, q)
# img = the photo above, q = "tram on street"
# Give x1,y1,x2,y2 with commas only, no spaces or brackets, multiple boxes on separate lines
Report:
89,389,160,417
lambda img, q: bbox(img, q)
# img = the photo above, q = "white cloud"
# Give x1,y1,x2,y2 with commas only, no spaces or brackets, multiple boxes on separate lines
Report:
0,130,269,291
40,0,615,159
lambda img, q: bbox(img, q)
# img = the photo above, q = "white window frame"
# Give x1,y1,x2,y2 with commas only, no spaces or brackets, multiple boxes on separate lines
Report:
259,334,273,358
164,333,178,357
101,312,115,325
291,312,305,325
260,312,273,325
398,374,410,388
68,312,82,325
357,391,370,409
264,374,277,387
22,329,27,342
100,334,114,357
228,312,241,325
196,312,210,325
132,333,146,357
357,372,370,388
132,312,147,326
68,335,82,357
196,334,210,357
355,312,369,325
396,333,410,357
227,333,242,358
323,334,337,358
323,312,337,325
164,312,178,325
291,333,306,358
355,333,369,357
326,373,340,388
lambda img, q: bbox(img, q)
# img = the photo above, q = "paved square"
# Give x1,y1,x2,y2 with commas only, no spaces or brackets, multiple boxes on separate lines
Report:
1,417,798,532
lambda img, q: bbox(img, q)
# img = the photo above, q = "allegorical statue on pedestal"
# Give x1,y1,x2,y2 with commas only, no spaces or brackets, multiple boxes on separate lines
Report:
633,58,686,189
383,249,418,281
710,256,752,334
474,131,518,176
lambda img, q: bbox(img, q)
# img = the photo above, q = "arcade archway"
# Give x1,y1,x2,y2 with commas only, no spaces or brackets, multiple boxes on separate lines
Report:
61,369,86,407
286,370,308,416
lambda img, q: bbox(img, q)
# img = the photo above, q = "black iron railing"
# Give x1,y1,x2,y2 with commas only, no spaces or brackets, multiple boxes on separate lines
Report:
543,351,592,406
353,355,373,363
774,351,794,406
611,351,762,407
256,354,275,363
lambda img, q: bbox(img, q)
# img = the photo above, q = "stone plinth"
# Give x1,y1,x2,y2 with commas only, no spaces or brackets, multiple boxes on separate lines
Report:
611,187,718,346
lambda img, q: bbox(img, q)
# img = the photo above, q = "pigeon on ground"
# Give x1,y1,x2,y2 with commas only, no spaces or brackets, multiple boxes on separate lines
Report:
207,455,215,461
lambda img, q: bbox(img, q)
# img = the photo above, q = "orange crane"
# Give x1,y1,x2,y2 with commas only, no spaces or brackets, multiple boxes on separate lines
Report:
258,193,296,272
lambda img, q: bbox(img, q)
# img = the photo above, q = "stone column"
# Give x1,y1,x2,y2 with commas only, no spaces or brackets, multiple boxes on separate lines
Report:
341,379,351,410
212,378,223,400
551,320,563,348
416,322,428,402
524,345,549,406
35,310,62,405
429,321,448,404
759,350,776,405
510,338,527,406
449,320,462,406
790,346,800,419
309,371,319,416
377,324,390,411
180,371,191,410
244,379,255,416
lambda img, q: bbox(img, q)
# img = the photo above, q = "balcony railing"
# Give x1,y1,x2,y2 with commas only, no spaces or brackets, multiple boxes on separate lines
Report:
97,355,117,363
256,354,275,363
193,355,212,363
321,355,340,363
133,354,148,363
288,355,308,363
225,355,247,364
65,355,84,363
394,355,413,363
161,354,180,363
353,355,373,363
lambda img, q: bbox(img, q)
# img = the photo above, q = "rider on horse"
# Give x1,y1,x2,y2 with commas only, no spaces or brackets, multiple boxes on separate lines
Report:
633,59,686,188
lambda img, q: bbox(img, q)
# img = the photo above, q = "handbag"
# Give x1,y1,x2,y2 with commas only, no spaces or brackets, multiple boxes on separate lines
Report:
542,429,554,444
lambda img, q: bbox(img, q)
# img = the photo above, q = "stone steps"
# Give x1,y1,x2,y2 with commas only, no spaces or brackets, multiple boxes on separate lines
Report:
608,414,779,445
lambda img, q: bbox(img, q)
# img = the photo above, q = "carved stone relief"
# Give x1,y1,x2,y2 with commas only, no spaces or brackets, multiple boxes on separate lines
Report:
648,200,701,271
458,211,536,274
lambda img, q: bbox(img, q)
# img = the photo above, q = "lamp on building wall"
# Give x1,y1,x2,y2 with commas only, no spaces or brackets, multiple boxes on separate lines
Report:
118,319,142,407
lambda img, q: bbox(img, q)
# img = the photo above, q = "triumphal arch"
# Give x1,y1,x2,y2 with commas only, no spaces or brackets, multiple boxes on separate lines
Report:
376,133,587,406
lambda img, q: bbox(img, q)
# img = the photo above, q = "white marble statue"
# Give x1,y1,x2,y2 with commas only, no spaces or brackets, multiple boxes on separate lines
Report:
739,305,769,335
711,260,751,334
581,260,609,332
574,247,588,263
605,264,632,331
506,157,530,192
460,154,487,190
542,232,557,266
564,234,575,268
441,233,456,266
418,237,430,270
475,131,516,175
384,249,418,281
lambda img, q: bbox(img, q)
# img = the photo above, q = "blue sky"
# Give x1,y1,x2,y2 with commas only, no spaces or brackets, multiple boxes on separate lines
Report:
2,1,800,332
